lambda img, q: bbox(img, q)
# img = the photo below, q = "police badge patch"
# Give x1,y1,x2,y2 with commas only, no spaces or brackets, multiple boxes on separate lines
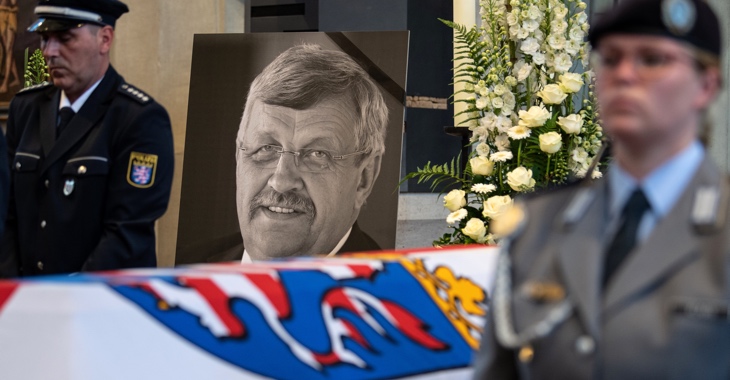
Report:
127,152,158,188
662,0,696,36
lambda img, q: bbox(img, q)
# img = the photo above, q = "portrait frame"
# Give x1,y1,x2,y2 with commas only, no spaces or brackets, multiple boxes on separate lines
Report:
176,31,409,264
0,1,39,119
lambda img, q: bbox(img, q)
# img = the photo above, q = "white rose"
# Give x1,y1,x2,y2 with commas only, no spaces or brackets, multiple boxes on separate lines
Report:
476,97,489,110
558,114,584,134
559,73,584,93
539,131,563,154
472,126,488,141
483,195,513,219
444,189,467,212
507,166,536,191
537,84,567,105
470,156,495,176
518,105,551,127
462,218,487,242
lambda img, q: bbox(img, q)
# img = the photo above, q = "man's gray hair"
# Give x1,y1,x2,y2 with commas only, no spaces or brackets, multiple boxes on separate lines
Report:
241,44,388,156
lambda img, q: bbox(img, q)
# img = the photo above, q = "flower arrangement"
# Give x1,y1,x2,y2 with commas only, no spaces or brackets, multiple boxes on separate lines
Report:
24,48,49,88
404,0,604,246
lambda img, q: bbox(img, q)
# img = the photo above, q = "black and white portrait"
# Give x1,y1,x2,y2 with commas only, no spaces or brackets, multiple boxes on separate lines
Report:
176,32,409,264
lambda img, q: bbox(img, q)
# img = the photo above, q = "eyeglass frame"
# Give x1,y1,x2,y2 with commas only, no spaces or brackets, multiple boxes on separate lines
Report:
237,144,369,172
590,46,705,81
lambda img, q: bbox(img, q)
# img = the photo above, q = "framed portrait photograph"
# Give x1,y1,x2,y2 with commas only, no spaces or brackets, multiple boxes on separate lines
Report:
176,31,409,264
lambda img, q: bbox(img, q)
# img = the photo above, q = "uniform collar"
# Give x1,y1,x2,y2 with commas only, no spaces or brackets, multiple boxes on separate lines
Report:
59,77,103,112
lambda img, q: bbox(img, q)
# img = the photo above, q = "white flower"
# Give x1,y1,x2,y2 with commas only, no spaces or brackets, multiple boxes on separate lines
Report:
492,97,504,109
547,34,566,50
559,73,584,93
550,19,568,33
514,60,532,81
523,19,539,33
462,218,487,242
520,37,540,55
507,125,531,140
502,91,516,109
444,189,467,212
476,142,491,157
516,28,529,39
533,52,546,65
553,5,568,18
539,132,563,154
518,105,551,127
553,52,573,73
493,84,507,96
505,76,517,87
471,183,497,194
490,151,513,162
527,5,541,20
483,195,513,219
479,86,490,97
497,116,513,133
506,12,519,26
480,112,498,130
558,114,584,134
569,26,585,41
537,84,567,105
446,208,468,225
591,169,603,179
507,166,536,191
572,147,589,163
470,156,495,176
565,39,581,55
495,134,510,151
476,97,489,110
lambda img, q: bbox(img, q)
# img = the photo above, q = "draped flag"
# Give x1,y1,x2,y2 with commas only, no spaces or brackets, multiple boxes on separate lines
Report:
0,246,499,380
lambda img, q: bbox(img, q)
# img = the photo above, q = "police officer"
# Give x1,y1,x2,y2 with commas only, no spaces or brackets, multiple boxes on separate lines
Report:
473,0,729,378
0,0,173,276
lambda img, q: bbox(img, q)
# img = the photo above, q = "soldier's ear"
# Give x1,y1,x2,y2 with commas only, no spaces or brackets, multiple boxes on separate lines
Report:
98,26,114,55
354,154,381,211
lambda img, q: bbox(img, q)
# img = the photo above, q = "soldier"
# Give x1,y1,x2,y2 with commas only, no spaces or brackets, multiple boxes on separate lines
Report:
0,0,174,276
473,0,729,378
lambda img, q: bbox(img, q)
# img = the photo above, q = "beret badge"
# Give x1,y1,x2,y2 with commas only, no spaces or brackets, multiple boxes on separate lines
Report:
661,0,696,36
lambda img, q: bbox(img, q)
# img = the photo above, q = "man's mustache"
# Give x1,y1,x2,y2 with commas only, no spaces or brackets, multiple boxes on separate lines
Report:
249,189,316,222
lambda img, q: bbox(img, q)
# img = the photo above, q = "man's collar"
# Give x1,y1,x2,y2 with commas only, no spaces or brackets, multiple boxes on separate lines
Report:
59,77,104,112
240,226,353,263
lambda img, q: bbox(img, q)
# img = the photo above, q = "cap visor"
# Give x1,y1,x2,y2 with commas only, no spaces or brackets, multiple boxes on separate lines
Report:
27,18,84,33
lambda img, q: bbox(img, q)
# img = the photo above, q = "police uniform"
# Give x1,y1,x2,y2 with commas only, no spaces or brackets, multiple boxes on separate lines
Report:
0,0,173,276
472,0,730,379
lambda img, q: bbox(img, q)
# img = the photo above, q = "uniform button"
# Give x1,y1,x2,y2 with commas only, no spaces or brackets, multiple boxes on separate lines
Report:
44,179,50,188
40,220,47,228
78,166,87,174
37,261,44,270
575,335,595,355
15,162,20,169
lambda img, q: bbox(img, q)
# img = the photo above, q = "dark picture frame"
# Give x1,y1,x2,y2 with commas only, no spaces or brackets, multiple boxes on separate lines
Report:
0,1,40,123
176,31,409,264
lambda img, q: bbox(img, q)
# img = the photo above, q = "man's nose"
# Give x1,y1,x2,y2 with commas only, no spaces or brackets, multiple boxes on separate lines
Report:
611,56,641,83
41,38,60,59
267,153,304,193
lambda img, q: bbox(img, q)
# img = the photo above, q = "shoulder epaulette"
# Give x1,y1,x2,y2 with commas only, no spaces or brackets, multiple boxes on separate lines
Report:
119,83,152,104
16,82,52,95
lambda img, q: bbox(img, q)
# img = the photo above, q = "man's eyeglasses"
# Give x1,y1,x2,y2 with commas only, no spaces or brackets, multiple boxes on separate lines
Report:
238,144,367,173
591,49,700,80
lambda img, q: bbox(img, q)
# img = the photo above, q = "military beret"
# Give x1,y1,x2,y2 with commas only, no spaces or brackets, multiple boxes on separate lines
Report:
588,0,721,58
28,0,129,33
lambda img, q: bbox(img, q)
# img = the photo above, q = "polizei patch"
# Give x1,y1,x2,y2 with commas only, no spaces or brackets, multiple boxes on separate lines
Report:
127,152,158,188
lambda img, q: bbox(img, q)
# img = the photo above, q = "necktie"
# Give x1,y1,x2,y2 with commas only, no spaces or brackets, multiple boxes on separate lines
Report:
602,188,650,287
57,107,75,138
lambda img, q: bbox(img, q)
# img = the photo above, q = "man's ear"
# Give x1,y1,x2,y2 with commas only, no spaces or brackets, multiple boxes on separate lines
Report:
98,26,114,55
354,154,382,211
694,66,721,110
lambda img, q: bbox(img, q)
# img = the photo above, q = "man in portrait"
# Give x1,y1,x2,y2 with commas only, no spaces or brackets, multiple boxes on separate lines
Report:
234,44,388,262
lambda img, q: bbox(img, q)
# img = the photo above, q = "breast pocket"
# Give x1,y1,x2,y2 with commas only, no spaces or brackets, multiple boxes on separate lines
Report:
668,297,730,379
13,152,40,173
61,156,109,197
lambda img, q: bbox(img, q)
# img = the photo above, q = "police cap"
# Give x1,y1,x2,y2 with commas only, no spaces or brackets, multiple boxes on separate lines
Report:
28,0,129,33
589,0,721,58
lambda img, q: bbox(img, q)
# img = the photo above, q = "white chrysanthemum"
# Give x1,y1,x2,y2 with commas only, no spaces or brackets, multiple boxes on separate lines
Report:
490,151,514,162
507,125,531,140
472,183,497,194
446,208,468,225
